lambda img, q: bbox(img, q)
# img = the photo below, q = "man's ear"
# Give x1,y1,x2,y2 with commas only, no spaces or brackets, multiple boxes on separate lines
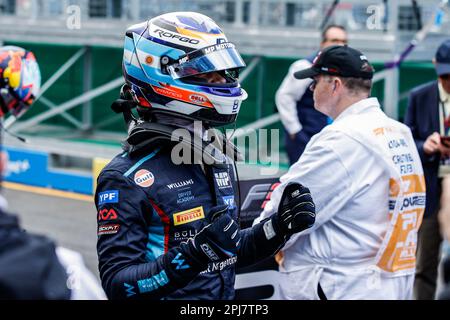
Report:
333,78,339,92
333,77,343,92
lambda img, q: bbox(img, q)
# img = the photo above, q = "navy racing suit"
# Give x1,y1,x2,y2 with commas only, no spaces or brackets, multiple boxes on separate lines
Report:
96,144,287,300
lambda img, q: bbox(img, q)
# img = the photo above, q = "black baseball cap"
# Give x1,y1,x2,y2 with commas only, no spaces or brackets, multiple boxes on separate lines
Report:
435,39,450,76
294,45,374,80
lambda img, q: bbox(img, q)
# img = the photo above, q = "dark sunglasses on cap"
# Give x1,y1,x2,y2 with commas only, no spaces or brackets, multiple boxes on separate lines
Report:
440,74,450,80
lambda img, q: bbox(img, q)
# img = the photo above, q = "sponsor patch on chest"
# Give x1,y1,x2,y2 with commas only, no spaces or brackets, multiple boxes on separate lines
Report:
214,172,232,189
173,206,205,226
134,169,155,187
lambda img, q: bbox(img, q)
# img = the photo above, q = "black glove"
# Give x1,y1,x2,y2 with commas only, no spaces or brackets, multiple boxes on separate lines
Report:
272,182,315,238
184,205,241,265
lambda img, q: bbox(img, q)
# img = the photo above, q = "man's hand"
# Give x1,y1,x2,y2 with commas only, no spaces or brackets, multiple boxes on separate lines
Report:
424,132,442,155
186,205,241,264
272,183,315,238
439,136,450,158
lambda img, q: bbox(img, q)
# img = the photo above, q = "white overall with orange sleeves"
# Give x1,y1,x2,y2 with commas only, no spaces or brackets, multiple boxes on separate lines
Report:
255,98,426,300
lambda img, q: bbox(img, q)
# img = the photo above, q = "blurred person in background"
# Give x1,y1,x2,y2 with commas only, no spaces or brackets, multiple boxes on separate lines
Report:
95,12,316,300
275,25,347,165
404,39,450,300
0,46,106,300
0,45,69,299
256,45,425,300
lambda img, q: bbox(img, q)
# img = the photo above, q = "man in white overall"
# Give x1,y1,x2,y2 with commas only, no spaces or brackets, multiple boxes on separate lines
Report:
255,45,426,300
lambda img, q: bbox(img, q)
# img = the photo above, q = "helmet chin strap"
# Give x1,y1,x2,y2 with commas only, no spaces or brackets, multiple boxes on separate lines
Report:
151,112,216,144
114,84,242,162
153,113,198,131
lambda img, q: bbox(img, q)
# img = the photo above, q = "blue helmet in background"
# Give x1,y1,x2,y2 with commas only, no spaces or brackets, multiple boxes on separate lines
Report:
0,46,41,119
122,12,248,127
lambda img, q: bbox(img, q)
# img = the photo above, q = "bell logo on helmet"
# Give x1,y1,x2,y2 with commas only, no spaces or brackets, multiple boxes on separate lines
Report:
154,29,200,45
189,94,208,105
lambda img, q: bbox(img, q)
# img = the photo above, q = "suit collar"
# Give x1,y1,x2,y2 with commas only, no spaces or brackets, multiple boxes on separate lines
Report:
438,81,450,102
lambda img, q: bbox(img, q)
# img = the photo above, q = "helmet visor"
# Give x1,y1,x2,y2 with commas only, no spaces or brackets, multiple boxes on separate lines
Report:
167,42,246,79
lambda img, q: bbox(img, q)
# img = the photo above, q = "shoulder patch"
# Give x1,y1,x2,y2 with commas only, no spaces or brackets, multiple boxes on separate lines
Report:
98,224,120,236
98,190,119,205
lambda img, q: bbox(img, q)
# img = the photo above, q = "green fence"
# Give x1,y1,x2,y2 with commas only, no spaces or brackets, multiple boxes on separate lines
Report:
6,41,438,139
